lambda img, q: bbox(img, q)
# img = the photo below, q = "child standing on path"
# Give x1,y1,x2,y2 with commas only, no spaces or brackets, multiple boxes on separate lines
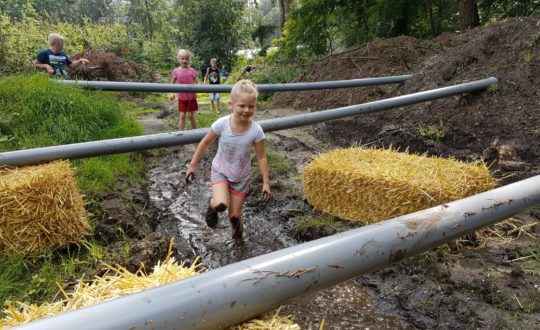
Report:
185,80,271,239
204,58,221,113
171,49,199,130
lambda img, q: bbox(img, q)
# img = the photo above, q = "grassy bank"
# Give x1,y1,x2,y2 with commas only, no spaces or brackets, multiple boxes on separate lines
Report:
0,74,145,306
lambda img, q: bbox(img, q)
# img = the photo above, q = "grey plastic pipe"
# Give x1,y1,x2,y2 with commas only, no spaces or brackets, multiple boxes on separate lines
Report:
57,75,412,92
0,78,497,166
14,174,540,330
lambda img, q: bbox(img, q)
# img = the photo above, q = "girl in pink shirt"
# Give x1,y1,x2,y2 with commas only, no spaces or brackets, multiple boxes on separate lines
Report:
171,49,199,130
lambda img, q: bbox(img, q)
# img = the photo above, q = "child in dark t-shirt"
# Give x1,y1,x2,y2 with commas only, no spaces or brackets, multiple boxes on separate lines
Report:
35,33,89,78
204,58,221,113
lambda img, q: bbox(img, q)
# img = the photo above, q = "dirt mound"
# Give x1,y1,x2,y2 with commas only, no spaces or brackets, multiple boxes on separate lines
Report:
71,49,160,82
271,15,540,183
271,36,434,110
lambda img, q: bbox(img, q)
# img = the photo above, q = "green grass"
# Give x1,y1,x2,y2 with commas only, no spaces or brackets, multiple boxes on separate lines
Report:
0,74,145,192
0,75,142,151
196,112,221,128
291,215,338,235
0,242,108,307
129,107,162,116
522,51,534,64
0,74,145,309
196,92,230,103
143,94,170,104
513,242,540,276
266,149,294,176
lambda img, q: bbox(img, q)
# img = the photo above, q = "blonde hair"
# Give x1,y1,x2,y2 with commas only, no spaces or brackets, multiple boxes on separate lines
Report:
176,49,192,63
230,79,258,100
48,33,64,47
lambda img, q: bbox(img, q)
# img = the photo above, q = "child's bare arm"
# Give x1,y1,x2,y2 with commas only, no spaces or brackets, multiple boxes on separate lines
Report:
68,58,89,70
34,60,54,74
186,130,219,178
255,140,271,200
170,76,177,100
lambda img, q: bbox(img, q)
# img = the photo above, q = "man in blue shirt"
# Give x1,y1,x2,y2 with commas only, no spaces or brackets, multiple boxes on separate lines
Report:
35,33,89,78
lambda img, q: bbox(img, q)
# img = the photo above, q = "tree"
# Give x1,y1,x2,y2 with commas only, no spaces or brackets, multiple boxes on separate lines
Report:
170,0,249,65
459,0,480,30
278,0,293,31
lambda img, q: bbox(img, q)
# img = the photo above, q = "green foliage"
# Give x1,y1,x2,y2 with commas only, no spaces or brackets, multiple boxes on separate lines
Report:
196,112,220,128
0,243,109,306
266,149,294,176
292,215,337,232
0,74,144,192
0,17,132,74
290,214,350,240
0,0,252,74
170,0,251,65
246,60,303,101
479,0,540,21
75,154,145,194
522,51,534,63
0,74,141,150
227,54,250,83
417,120,446,143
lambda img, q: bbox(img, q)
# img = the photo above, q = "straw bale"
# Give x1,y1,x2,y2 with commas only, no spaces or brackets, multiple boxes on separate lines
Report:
0,255,299,329
0,161,90,254
303,147,496,224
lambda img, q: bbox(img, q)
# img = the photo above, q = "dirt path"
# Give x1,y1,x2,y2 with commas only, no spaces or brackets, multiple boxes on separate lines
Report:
135,104,419,329
97,98,539,329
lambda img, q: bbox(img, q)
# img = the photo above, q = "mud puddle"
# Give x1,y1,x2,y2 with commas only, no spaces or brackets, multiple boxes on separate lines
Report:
138,107,411,329
146,144,297,270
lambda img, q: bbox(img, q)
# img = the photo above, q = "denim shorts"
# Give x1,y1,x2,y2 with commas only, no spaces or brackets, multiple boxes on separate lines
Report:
209,93,220,101
210,167,250,197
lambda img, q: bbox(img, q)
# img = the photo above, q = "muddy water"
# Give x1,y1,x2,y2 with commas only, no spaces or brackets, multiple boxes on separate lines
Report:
146,144,297,270
141,110,412,329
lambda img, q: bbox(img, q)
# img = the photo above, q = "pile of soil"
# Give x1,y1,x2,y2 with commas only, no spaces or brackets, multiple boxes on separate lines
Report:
269,15,540,329
87,16,540,329
271,15,540,183
71,49,160,82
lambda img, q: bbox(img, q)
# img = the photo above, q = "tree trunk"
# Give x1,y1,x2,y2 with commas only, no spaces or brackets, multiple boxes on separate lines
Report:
460,0,479,31
279,0,293,31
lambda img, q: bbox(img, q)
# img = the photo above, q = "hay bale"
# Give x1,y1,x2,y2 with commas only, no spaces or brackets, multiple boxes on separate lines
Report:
303,147,496,224
0,255,300,329
0,161,89,254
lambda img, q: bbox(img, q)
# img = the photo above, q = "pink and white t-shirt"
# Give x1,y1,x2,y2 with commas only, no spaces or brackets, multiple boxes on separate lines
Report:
171,67,197,100
211,115,265,181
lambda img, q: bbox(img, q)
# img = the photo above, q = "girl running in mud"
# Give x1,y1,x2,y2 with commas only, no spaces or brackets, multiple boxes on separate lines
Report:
185,79,272,239
170,48,199,130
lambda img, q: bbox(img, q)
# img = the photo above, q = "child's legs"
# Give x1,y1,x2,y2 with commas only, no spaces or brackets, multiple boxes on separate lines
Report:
209,93,215,111
228,193,246,239
210,182,229,209
178,111,186,129
227,178,249,216
215,94,221,112
228,193,245,220
187,111,196,129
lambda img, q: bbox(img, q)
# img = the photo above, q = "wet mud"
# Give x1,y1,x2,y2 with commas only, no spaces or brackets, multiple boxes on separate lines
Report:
121,105,410,329
99,15,540,326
